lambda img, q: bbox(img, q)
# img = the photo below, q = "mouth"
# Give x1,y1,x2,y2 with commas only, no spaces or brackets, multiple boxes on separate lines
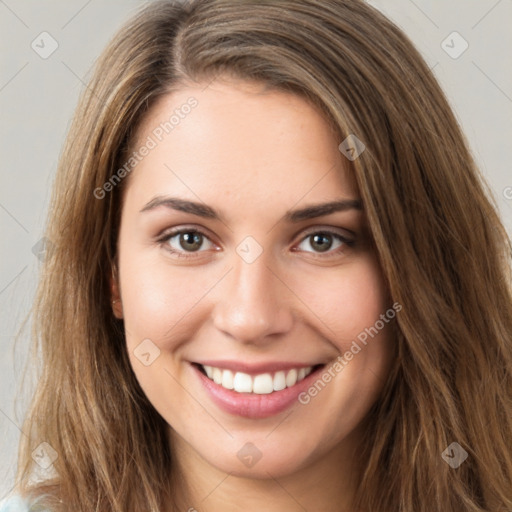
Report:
193,362,325,394
191,361,327,419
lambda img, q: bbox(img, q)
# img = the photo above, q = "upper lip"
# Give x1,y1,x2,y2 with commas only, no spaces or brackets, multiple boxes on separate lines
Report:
192,359,326,375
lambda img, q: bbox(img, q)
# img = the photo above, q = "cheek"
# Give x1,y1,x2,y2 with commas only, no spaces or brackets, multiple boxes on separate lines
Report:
291,255,390,349
118,246,218,350
295,258,394,423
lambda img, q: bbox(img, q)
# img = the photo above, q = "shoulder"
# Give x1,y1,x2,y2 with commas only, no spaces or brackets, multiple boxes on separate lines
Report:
0,495,52,512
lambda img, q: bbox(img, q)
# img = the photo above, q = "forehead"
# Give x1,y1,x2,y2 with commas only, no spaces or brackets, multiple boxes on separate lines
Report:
125,79,359,211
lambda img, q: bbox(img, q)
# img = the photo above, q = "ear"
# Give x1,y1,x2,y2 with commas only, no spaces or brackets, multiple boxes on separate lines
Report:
110,265,124,319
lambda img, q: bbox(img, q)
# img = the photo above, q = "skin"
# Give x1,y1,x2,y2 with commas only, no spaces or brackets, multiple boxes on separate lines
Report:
111,78,395,512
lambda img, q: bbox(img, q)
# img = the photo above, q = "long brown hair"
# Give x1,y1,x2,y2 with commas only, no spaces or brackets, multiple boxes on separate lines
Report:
12,1,512,510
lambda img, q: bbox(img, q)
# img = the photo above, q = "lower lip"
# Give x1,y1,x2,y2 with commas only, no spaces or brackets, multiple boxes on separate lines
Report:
191,363,324,419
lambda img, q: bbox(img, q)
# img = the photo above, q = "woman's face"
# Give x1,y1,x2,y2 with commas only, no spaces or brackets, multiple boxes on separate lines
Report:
114,78,395,480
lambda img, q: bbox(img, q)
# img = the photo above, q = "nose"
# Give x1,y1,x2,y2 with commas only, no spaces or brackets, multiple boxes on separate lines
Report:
212,253,294,345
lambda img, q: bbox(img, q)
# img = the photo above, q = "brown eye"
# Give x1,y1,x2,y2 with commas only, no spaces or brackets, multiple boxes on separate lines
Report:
296,231,354,255
309,233,333,252
178,231,204,252
160,228,216,256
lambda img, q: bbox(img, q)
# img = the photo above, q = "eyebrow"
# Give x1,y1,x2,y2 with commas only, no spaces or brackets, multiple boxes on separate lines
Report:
140,196,363,222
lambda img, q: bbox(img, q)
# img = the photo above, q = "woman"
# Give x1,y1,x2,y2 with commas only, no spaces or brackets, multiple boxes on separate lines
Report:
2,0,511,511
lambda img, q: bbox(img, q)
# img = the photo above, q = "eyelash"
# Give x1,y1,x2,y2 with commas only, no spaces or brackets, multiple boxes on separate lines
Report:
157,226,356,260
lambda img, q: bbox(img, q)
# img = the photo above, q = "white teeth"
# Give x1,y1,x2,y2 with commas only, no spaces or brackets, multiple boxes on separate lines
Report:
285,368,297,387
273,371,286,391
201,365,314,394
221,369,234,390
233,372,252,393
213,367,222,384
253,373,273,394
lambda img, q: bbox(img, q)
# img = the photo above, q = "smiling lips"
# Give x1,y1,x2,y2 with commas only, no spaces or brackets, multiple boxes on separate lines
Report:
201,364,315,394
193,359,326,394
192,360,326,418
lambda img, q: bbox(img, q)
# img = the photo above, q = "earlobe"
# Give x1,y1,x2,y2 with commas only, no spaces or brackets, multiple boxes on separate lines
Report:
111,298,123,319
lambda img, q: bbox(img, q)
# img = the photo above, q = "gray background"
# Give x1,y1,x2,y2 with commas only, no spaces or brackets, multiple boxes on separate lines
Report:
1,0,511,499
